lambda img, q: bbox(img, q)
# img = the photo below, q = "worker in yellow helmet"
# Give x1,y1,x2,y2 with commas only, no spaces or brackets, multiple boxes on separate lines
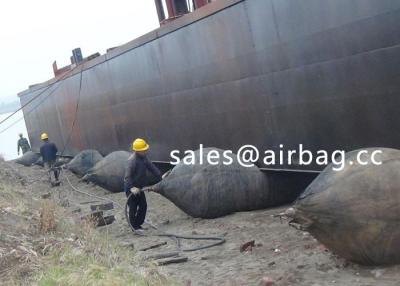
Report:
124,138,161,233
39,133,60,186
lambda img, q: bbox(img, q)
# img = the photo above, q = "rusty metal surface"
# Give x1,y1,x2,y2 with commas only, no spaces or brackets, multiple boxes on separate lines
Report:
194,0,209,9
165,0,176,18
20,0,400,172
154,0,165,23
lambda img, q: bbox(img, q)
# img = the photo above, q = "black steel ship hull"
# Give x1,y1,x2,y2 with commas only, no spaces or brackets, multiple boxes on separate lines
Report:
19,0,400,171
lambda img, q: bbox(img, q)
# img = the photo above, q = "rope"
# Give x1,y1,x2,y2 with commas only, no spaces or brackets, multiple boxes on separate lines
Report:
15,66,83,183
66,171,225,251
63,171,226,252
59,66,84,157
124,192,225,252
2,52,225,254
63,171,123,209
20,157,225,253
0,67,78,133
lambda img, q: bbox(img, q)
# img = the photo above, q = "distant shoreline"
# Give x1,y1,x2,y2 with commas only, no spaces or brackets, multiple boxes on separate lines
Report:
0,101,20,115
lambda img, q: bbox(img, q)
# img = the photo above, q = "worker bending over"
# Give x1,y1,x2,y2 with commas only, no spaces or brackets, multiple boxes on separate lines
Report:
124,138,161,232
39,133,60,185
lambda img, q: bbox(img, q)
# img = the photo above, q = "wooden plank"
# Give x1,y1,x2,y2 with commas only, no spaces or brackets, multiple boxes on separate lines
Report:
81,211,103,221
155,256,188,266
139,241,167,252
145,251,179,260
97,215,115,227
80,200,101,205
81,212,115,227
90,202,114,211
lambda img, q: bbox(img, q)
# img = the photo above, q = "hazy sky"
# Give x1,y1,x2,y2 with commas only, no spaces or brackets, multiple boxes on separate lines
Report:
0,0,159,101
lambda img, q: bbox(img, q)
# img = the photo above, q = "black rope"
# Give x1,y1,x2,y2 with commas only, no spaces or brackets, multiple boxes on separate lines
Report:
0,67,78,129
59,66,84,156
0,82,62,134
125,192,225,252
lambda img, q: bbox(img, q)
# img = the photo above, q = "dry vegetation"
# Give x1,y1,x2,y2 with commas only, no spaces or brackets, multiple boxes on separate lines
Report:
6,157,399,285
0,162,175,286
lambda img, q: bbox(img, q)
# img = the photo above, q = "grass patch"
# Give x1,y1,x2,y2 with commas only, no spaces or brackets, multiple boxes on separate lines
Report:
0,163,175,286
37,225,171,286
39,200,57,233
38,246,151,286
36,201,173,286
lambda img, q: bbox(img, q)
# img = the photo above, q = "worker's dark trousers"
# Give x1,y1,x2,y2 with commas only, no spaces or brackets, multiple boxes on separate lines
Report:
45,161,59,182
126,191,147,229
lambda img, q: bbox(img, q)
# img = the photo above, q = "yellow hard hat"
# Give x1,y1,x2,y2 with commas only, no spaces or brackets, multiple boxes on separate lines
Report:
132,138,149,151
41,133,49,140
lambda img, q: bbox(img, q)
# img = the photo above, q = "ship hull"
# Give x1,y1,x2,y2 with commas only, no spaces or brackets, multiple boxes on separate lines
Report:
19,0,400,171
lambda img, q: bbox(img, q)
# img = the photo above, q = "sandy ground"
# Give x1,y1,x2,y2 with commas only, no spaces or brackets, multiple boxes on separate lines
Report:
2,161,400,286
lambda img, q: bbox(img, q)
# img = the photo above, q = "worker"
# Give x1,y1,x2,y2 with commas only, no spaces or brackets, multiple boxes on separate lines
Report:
39,133,60,185
17,133,31,155
124,138,162,233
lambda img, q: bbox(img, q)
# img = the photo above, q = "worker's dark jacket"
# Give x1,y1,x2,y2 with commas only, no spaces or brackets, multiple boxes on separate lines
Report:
124,153,161,192
40,141,58,163
17,137,31,153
